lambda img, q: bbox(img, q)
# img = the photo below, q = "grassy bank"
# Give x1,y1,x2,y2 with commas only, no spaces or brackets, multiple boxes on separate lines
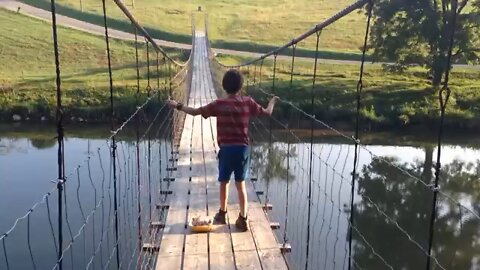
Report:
217,55,480,131
2,8,479,132
0,9,185,122
18,0,368,60
3,123,480,149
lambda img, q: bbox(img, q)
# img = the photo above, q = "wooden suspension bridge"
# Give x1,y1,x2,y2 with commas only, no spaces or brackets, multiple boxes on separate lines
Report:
152,31,288,270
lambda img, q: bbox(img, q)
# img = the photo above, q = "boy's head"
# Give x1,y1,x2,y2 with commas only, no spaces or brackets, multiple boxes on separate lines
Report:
222,69,243,94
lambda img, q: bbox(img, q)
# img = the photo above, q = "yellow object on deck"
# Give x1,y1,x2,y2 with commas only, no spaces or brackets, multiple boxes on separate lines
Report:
190,216,214,233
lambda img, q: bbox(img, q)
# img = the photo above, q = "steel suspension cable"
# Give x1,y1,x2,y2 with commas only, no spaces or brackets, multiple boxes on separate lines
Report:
167,62,175,176
348,1,373,269
282,42,297,252
49,0,65,269
146,39,153,225
426,0,459,269
112,0,187,67
253,64,258,87
133,27,143,265
305,31,321,270
266,53,278,212
290,44,296,88
156,53,161,89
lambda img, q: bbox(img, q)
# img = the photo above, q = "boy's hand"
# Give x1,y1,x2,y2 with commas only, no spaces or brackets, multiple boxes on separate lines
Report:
167,99,178,108
269,96,280,103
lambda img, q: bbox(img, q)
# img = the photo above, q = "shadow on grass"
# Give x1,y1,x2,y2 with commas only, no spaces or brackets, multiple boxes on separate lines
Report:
13,60,168,88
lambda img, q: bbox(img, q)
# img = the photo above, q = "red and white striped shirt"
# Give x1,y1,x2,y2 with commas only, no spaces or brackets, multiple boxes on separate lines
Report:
199,95,265,146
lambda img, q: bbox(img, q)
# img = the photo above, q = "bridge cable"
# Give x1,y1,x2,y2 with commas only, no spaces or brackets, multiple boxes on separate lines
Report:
283,42,297,250
266,53,278,214
426,0,459,269
348,1,373,269
146,39,153,230
145,41,156,267
48,0,66,269
246,66,250,93
253,64,258,86
305,30,321,270
100,0,121,267
133,26,143,266
290,44,296,87
157,53,161,89
278,43,297,254
168,62,175,175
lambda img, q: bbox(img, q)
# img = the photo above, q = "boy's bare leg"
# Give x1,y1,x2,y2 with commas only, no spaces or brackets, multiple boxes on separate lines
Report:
235,181,248,218
220,182,229,212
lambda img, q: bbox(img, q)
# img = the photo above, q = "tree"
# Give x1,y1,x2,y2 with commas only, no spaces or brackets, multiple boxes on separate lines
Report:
368,0,480,87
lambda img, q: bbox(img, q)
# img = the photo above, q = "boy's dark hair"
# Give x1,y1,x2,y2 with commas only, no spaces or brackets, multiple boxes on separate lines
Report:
222,69,243,94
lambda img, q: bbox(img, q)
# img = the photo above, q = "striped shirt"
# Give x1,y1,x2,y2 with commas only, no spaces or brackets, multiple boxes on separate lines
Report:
199,95,265,146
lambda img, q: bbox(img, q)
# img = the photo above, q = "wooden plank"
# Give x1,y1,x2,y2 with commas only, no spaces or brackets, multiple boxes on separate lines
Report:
209,254,236,270
248,205,288,270
183,93,209,267
183,254,209,270
202,56,236,268
228,182,287,269
207,178,236,270
233,250,263,270
257,249,289,270
227,204,262,269
155,254,183,270
157,120,192,265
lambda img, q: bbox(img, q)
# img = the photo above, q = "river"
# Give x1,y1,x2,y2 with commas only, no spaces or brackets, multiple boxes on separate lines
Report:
1,124,479,269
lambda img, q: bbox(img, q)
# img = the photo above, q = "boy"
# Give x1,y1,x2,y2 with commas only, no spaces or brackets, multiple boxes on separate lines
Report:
168,69,278,231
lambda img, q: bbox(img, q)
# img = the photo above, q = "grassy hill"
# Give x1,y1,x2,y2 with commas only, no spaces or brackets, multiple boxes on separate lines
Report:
18,0,367,60
1,6,479,131
0,8,183,121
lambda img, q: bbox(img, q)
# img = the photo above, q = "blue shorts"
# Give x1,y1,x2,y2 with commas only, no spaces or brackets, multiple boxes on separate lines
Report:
218,145,250,182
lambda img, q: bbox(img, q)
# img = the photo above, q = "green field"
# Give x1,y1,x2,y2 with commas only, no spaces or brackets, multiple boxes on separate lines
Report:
0,9,186,121
1,7,479,131
215,55,480,131
19,0,367,60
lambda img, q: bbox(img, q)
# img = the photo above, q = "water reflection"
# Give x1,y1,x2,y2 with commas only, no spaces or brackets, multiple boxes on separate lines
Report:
251,144,296,182
0,126,173,270
2,126,480,270
30,138,57,149
251,140,480,270
354,155,480,269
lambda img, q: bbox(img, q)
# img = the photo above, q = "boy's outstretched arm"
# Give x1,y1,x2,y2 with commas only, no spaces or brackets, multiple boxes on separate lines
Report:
168,99,201,116
263,96,279,116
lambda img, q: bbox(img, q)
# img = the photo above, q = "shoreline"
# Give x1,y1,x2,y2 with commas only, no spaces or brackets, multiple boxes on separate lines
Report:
2,120,480,148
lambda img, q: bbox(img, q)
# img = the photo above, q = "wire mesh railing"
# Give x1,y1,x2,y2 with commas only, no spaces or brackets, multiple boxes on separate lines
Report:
205,0,479,269
0,0,194,269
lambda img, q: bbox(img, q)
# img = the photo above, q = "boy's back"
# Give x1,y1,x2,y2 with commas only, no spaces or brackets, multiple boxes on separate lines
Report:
200,95,264,146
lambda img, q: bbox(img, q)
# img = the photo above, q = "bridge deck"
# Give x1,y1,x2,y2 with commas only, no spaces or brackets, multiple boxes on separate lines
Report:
154,32,288,270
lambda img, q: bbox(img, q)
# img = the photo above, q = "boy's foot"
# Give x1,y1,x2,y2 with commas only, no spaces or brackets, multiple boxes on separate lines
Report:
213,209,227,224
235,214,249,232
